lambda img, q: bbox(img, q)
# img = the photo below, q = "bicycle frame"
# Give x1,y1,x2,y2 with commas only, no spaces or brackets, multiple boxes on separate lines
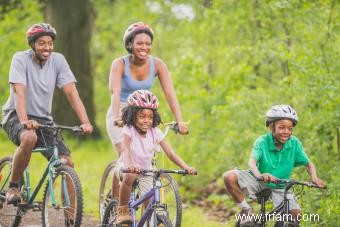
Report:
129,174,164,227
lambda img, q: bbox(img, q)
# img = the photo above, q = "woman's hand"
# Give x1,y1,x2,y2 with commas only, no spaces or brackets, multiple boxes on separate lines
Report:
114,118,124,127
185,166,197,175
178,122,189,134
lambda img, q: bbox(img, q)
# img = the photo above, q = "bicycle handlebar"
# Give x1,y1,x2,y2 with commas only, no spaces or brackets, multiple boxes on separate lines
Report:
121,168,197,176
256,176,326,189
38,124,83,133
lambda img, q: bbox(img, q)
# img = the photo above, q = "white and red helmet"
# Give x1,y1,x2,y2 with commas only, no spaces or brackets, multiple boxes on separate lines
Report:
127,90,159,109
123,22,154,53
26,23,57,44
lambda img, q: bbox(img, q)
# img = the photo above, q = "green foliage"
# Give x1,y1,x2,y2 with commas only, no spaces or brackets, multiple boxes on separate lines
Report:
0,0,339,225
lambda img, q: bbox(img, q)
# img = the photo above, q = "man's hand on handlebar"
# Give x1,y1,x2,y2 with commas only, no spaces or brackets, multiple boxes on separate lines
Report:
21,120,40,130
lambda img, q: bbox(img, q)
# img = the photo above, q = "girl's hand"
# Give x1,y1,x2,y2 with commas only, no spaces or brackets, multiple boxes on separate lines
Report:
185,167,197,175
127,166,142,174
178,122,189,135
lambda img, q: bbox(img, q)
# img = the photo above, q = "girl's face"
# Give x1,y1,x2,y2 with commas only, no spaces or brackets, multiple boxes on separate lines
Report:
271,119,293,144
135,109,154,134
131,33,152,59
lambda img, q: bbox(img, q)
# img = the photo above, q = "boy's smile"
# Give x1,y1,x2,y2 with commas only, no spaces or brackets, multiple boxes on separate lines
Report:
272,119,293,144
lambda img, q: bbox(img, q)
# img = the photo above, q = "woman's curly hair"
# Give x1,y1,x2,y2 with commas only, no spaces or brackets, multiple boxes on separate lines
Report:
121,106,162,128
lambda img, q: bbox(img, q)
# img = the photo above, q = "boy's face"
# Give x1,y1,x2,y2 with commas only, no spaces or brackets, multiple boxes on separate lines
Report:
136,109,154,134
271,119,293,144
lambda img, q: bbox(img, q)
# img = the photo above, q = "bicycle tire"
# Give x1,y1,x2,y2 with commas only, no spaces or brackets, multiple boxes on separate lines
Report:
99,160,118,221
0,156,23,227
41,165,83,227
159,173,182,227
102,199,119,226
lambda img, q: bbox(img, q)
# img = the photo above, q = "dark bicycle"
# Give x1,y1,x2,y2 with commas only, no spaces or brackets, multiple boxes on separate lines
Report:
102,168,196,227
235,177,326,227
0,124,84,227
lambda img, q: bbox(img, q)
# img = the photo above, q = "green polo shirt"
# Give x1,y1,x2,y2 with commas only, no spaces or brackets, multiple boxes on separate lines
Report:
250,132,310,189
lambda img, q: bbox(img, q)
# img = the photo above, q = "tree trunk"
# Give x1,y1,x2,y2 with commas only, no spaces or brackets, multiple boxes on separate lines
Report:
44,0,100,137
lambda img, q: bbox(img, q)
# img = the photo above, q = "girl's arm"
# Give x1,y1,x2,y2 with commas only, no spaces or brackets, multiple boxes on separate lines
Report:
160,139,195,173
109,58,124,124
121,134,133,167
156,58,188,134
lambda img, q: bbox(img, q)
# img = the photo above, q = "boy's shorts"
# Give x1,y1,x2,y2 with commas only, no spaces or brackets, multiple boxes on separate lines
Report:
235,169,301,210
2,111,70,159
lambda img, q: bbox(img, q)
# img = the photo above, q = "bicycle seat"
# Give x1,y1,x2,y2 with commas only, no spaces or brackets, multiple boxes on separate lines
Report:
255,188,271,203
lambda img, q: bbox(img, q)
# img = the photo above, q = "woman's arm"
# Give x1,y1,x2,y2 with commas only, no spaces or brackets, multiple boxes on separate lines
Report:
109,58,124,122
156,58,188,134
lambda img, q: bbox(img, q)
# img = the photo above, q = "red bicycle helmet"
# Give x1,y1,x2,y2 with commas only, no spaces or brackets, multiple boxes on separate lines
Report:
123,22,154,53
127,90,159,109
26,23,57,44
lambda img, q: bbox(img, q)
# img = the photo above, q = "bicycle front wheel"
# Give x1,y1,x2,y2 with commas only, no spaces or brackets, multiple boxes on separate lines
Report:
159,173,181,227
150,208,173,227
102,199,119,226
99,160,118,221
0,156,23,227
42,165,83,227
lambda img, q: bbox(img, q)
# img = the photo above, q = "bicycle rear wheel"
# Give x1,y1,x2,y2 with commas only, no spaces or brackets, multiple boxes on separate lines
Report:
102,199,119,226
0,156,23,227
42,165,83,227
159,173,181,227
99,160,118,221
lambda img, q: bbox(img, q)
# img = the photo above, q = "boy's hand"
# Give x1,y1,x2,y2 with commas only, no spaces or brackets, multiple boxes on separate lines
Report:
260,173,277,183
312,177,326,188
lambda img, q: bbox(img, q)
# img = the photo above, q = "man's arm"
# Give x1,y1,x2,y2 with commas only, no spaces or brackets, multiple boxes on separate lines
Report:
12,83,39,129
62,83,93,133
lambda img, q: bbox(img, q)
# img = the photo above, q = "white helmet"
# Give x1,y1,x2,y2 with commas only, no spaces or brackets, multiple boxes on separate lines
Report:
265,104,298,127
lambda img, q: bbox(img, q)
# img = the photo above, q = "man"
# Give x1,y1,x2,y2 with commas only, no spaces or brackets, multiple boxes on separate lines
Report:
1,23,93,204
223,104,325,226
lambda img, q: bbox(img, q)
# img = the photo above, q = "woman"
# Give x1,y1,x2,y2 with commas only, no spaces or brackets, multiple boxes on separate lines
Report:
106,22,188,156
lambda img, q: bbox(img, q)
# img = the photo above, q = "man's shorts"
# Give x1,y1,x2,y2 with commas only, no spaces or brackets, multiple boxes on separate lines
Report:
235,169,301,210
2,111,70,159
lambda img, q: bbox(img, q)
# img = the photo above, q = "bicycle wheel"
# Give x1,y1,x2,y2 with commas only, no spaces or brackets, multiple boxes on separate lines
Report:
102,199,119,226
99,160,118,221
0,156,23,227
42,165,83,227
159,173,181,227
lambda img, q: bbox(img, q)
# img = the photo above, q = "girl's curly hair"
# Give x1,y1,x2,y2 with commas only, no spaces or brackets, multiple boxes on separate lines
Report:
121,106,162,128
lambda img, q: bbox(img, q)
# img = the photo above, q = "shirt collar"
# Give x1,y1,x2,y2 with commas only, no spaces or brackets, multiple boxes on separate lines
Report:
268,132,292,151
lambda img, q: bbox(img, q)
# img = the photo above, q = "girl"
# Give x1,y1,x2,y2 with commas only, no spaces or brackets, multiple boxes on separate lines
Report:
114,89,195,224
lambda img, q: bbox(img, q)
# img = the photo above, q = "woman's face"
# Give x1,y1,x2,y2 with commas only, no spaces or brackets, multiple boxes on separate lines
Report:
131,33,152,59
135,109,154,134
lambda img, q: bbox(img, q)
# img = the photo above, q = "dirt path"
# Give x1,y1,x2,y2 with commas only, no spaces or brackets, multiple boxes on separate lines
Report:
0,210,100,227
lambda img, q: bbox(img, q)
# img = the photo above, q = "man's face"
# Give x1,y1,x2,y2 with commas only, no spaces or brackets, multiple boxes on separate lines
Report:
272,119,293,144
33,35,53,63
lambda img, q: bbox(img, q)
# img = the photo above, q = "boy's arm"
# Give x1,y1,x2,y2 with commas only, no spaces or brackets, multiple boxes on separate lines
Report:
160,139,195,173
248,158,277,182
305,162,325,187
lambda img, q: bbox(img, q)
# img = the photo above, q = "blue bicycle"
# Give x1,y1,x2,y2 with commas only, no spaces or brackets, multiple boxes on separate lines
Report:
102,168,194,227
0,124,83,227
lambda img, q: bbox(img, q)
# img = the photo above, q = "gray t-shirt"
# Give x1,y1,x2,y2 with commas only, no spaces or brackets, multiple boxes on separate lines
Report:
1,50,77,124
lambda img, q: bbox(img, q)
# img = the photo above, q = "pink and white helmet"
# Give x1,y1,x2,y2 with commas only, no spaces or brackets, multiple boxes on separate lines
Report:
127,90,159,109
